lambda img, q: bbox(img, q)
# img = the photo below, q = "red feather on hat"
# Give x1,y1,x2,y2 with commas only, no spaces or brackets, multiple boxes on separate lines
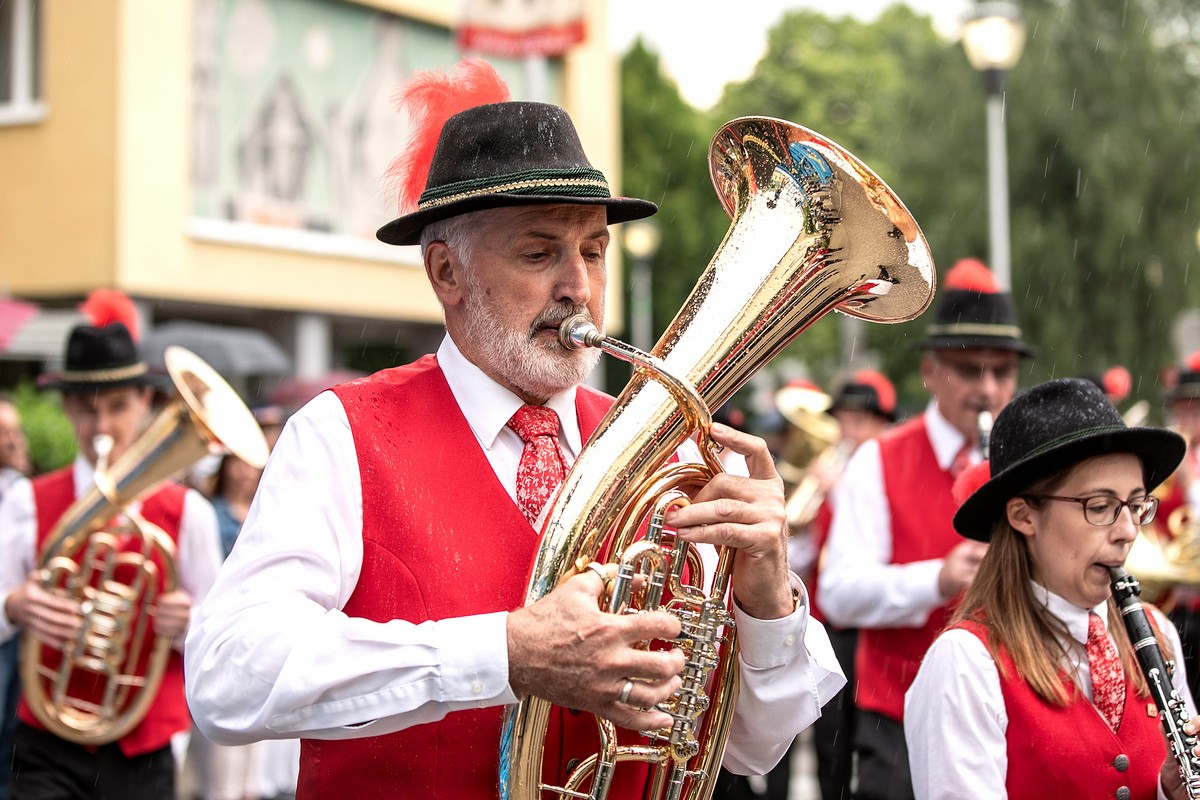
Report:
944,258,999,294
1186,350,1200,374
952,459,991,508
78,289,140,343
384,57,511,216
1102,366,1132,402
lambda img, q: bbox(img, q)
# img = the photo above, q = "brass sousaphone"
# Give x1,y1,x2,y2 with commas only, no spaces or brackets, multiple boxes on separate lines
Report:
498,117,936,800
21,346,268,745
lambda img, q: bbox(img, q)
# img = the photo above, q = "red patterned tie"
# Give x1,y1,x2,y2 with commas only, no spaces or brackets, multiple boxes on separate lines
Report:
507,405,569,527
949,442,972,479
1087,611,1125,732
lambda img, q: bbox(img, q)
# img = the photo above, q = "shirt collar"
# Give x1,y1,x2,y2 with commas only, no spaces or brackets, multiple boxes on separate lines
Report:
923,401,972,470
1030,580,1109,646
437,334,582,456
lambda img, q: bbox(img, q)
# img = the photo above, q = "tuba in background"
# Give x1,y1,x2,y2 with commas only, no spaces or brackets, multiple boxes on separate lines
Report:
21,346,268,745
497,116,936,800
773,381,846,529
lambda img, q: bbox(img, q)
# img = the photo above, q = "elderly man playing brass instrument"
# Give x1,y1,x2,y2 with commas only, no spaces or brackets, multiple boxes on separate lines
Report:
0,294,223,800
185,59,844,799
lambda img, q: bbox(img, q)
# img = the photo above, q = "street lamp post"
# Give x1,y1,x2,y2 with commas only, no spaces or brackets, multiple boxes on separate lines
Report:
622,220,661,353
962,1,1026,291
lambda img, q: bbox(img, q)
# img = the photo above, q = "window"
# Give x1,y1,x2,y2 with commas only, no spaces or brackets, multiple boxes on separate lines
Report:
0,0,43,125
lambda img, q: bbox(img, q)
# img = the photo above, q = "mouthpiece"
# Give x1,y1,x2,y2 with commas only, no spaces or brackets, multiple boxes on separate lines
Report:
93,435,114,471
558,314,604,351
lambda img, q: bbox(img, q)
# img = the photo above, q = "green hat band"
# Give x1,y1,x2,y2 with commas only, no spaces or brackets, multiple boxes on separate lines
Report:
1020,424,1126,461
418,167,611,210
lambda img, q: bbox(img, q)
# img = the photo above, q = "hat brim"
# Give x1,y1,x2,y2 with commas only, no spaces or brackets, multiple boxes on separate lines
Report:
38,367,164,393
911,335,1038,357
953,426,1185,541
376,194,659,246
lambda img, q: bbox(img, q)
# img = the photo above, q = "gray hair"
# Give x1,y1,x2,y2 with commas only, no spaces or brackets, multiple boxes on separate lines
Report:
419,210,486,266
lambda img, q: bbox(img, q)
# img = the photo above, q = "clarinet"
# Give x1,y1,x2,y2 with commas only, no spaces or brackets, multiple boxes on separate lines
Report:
1108,566,1200,798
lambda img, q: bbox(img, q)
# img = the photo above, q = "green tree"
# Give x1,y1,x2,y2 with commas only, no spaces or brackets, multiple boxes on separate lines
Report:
12,382,75,474
621,1,1200,417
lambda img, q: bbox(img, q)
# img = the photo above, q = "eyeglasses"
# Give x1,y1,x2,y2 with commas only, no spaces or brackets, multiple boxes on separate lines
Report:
1022,494,1159,527
935,357,1019,384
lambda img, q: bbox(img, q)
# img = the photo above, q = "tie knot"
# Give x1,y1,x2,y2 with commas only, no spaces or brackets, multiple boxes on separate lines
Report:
508,404,560,442
1087,611,1106,641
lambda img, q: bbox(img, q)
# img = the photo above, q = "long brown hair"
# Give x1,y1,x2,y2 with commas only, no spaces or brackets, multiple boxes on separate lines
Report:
950,462,1169,705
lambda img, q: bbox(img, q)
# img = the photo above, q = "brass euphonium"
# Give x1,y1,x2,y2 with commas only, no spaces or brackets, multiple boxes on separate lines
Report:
21,346,268,745
498,117,936,800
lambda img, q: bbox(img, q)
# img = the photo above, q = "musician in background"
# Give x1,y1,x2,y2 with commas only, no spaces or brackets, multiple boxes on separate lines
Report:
805,370,898,800
185,58,844,799
0,395,30,800
907,377,1200,800
819,259,1034,800
1158,351,1200,707
0,292,222,800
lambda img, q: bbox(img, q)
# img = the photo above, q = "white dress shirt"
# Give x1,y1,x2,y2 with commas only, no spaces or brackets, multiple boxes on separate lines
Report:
186,334,845,775
0,456,223,646
818,402,980,629
905,583,1194,800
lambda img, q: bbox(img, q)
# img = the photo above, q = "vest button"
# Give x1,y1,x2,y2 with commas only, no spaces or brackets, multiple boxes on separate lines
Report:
1113,754,1130,772
1116,786,1131,800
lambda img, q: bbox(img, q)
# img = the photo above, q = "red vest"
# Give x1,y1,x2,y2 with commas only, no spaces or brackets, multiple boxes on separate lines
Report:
956,620,1165,799
304,357,663,800
21,467,190,757
855,417,962,722
806,500,834,624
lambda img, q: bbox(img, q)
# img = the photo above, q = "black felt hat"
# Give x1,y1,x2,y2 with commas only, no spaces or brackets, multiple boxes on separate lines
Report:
953,378,1184,541
39,322,152,392
913,258,1036,357
830,369,897,422
1169,352,1200,402
376,101,657,246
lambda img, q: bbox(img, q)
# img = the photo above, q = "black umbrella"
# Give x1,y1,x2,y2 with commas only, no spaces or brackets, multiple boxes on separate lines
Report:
142,321,292,377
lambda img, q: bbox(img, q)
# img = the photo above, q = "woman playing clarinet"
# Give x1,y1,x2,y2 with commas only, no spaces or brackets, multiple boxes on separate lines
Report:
906,377,1200,800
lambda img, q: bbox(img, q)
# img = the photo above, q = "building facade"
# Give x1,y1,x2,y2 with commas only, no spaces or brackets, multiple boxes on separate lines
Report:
0,0,624,404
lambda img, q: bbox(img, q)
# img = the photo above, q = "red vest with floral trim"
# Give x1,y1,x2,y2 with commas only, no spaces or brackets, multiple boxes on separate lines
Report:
956,619,1165,799
21,467,190,757
855,416,963,721
302,357,669,800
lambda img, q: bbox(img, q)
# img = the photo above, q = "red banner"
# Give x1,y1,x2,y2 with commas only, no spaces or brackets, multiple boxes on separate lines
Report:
457,0,586,58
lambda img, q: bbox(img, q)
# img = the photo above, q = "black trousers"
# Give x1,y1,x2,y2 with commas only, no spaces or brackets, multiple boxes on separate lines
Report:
812,627,858,800
851,710,913,800
711,739,795,800
10,723,174,800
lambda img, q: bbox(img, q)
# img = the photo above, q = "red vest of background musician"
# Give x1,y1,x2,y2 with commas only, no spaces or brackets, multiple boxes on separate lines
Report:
854,416,962,722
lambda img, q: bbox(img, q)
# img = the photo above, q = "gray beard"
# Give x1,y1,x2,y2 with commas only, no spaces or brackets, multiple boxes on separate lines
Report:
462,299,602,400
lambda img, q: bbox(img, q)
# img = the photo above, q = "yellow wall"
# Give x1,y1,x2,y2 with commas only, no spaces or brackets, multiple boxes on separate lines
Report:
3,0,623,329
0,0,119,296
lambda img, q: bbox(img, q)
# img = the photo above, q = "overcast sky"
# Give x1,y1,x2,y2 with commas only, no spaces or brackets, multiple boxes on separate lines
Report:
606,0,973,108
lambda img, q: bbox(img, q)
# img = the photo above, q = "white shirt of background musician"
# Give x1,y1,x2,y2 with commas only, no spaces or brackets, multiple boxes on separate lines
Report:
818,401,982,630
185,333,845,777
0,455,223,646
905,583,1193,800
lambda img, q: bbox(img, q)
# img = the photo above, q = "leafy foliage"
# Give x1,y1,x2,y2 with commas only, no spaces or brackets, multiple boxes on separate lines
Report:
619,1,1200,421
11,383,75,474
